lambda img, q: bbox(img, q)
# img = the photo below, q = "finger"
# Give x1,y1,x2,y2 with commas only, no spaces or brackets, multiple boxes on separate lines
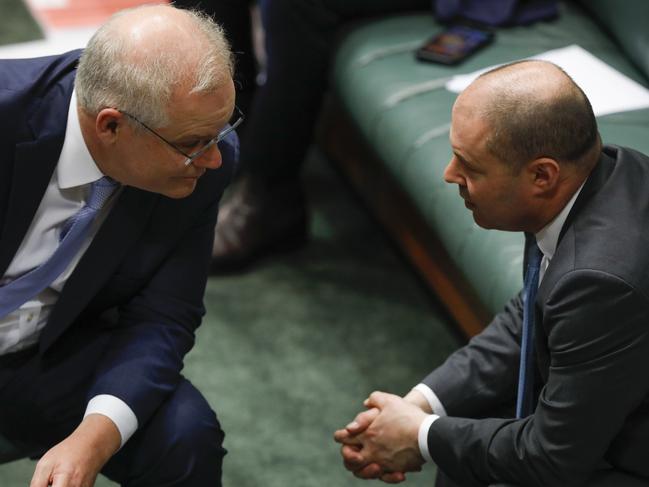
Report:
364,390,393,409
346,407,379,434
30,461,53,487
341,444,366,469
50,472,71,487
354,463,383,479
341,444,364,462
334,429,362,445
381,471,406,483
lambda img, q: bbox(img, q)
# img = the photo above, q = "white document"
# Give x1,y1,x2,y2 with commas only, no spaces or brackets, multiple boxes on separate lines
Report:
445,44,649,116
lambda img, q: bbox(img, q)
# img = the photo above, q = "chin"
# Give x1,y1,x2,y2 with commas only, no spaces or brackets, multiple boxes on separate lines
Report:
161,183,197,199
167,188,195,199
154,187,194,200
472,214,494,230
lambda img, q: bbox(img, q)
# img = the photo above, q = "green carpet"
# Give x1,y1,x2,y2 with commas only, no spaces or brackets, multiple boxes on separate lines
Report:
0,0,43,46
186,152,460,486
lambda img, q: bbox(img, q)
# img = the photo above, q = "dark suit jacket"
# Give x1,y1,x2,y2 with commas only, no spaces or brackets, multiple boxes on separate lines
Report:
422,146,649,486
0,51,237,429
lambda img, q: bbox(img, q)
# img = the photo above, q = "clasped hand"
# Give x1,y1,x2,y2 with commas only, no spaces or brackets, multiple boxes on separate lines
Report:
333,391,429,483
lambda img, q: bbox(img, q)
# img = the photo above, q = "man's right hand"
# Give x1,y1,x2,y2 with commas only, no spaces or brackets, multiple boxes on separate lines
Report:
30,414,120,487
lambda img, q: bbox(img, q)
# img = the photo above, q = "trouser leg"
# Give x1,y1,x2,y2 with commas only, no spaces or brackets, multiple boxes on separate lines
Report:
102,379,226,487
243,0,430,186
210,0,431,268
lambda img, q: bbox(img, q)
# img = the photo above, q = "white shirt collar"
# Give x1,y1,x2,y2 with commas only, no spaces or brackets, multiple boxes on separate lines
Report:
57,89,105,190
535,180,587,262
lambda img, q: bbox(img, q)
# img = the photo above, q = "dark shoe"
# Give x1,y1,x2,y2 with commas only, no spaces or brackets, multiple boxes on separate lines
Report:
211,177,308,273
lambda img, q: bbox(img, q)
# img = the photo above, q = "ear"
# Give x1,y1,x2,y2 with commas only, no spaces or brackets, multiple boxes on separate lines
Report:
95,108,125,144
527,157,560,196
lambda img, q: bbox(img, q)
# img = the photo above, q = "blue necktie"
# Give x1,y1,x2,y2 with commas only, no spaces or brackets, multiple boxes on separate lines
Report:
0,177,118,318
516,237,543,418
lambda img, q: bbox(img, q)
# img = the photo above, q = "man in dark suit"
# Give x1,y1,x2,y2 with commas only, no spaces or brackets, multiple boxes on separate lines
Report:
335,60,649,486
0,5,240,486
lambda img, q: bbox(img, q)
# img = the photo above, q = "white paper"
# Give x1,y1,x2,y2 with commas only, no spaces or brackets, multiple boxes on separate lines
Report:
445,44,649,116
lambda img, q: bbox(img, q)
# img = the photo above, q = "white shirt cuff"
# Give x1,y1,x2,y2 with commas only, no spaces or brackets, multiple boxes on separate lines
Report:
413,383,447,416
418,414,439,463
84,395,139,449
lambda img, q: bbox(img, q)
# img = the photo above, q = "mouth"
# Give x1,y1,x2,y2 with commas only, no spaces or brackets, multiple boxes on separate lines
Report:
459,189,473,208
178,170,205,180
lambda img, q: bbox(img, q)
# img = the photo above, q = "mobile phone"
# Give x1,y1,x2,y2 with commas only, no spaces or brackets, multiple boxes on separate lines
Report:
415,25,494,65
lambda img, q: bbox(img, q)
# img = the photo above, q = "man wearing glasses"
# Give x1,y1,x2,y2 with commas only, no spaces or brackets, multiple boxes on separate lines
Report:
0,5,240,486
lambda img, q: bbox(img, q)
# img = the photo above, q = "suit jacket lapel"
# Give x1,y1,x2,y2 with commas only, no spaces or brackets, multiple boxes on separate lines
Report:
0,140,64,277
0,56,77,277
41,187,159,352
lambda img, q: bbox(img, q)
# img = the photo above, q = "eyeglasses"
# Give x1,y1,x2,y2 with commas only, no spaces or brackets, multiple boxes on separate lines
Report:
119,105,244,166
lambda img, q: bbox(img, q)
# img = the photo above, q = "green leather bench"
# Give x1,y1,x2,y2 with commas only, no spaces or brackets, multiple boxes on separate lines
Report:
321,0,649,337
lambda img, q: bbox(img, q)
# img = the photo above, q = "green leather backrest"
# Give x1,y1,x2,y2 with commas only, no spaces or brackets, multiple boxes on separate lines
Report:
573,0,649,82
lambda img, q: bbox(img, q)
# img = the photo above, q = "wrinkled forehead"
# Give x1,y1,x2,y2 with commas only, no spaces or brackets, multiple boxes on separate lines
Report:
165,78,236,130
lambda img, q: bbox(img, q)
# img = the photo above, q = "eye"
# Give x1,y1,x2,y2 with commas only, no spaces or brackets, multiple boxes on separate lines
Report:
457,156,479,174
178,140,201,151
462,162,476,173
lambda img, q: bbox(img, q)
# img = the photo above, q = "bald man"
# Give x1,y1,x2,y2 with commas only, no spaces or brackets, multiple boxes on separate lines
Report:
335,60,649,487
0,5,241,486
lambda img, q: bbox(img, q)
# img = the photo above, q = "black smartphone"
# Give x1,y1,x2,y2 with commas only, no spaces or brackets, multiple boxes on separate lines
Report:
415,25,494,65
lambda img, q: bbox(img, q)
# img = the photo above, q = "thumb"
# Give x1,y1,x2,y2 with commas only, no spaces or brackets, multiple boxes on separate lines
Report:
346,407,379,434
364,390,393,410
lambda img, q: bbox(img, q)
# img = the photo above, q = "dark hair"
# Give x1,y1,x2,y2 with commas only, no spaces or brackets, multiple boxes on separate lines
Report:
479,61,600,172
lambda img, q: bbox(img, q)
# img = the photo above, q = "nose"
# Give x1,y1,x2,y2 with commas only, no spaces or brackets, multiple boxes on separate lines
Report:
193,144,222,170
443,156,464,185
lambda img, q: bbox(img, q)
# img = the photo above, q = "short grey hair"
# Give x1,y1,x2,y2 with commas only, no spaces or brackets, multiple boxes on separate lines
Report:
75,5,234,127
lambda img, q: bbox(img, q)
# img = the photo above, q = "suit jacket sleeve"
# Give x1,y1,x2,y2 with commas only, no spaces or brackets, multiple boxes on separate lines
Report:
420,290,524,418
85,133,239,427
427,270,649,487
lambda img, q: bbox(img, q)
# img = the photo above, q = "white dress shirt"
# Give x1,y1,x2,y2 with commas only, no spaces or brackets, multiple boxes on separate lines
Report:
415,181,586,462
0,92,137,447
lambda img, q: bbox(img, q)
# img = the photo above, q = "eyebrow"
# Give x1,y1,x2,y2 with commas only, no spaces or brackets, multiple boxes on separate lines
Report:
454,152,472,167
175,133,217,144
171,105,240,145
173,127,223,144
455,152,483,173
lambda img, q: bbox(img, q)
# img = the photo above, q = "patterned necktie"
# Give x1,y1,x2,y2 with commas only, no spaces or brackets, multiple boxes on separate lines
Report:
0,176,118,318
516,237,543,418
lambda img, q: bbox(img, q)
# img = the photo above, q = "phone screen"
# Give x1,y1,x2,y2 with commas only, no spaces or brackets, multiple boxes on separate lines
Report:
416,25,494,65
